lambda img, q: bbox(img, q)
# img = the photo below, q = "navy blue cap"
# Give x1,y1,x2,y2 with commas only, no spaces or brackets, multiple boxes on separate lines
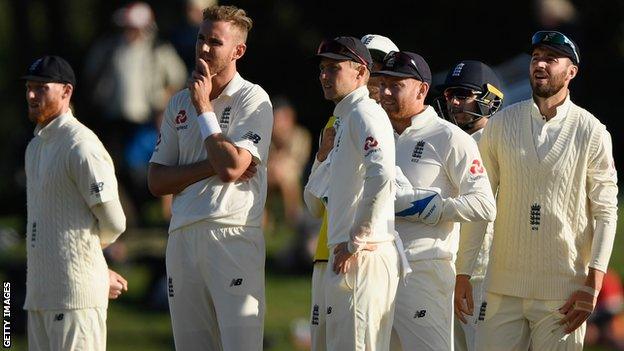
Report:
372,51,432,84
436,60,501,93
531,31,580,65
21,55,76,86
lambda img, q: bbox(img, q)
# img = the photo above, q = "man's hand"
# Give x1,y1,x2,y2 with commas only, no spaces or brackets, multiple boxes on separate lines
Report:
189,58,214,115
454,274,474,324
332,242,377,274
239,161,257,181
558,289,597,333
317,127,335,162
108,269,128,299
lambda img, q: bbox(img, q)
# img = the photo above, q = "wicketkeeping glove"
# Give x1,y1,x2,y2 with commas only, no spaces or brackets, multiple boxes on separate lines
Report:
394,166,443,225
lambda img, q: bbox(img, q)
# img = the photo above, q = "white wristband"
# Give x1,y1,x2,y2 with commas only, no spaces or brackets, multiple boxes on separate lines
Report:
578,285,599,297
197,111,221,140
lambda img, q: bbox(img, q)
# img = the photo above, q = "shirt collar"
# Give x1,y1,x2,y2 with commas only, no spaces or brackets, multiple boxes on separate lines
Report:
34,111,73,139
217,72,244,100
531,93,571,124
333,85,370,118
406,105,438,131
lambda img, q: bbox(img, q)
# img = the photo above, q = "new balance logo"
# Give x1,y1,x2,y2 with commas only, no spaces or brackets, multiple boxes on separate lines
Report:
326,306,332,315
411,140,425,162
90,182,104,195
413,310,426,318
168,277,174,297
230,278,243,287
530,203,541,231
242,131,261,144
478,302,487,321
220,106,231,129
54,313,64,321
311,304,320,325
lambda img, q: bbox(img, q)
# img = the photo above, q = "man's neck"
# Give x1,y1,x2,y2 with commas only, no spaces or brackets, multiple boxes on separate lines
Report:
37,106,69,128
534,89,568,121
392,105,426,135
210,65,237,100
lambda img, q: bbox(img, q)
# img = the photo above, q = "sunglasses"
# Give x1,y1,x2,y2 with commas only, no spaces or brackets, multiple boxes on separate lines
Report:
531,31,580,64
383,51,424,81
317,39,368,66
444,87,479,101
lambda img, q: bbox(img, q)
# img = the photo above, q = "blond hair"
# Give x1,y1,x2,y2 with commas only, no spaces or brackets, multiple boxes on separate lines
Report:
203,5,253,42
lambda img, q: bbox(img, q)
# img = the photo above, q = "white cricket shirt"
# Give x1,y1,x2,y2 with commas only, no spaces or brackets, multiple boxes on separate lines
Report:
150,73,273,232
395,106,496,262
327,86,396,248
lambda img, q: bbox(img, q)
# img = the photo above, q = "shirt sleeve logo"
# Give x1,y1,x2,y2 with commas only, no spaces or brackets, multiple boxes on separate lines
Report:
469,159,484,175
364,136,379,151
90,182,104,195
175,110,188,130
242,131,261,144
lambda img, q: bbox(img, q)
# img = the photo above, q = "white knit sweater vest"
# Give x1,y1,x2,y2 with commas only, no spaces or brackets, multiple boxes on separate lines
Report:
24,115,109,310
486,100,606,300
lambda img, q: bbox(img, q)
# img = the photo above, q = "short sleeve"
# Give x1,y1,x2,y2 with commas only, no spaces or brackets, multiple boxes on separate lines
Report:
228,87,273,165
69,140,119,208
149,97,180,166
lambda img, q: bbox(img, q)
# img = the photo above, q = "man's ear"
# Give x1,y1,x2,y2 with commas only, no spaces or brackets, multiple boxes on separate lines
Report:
63,84,74,99
233,43,247,61
418,82,430,99
568,64,578,80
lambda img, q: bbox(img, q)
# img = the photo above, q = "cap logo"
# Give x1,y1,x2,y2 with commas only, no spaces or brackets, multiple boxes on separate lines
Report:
386,56,396,68
452,63,465,77
29,58,43,73
362,36,373,45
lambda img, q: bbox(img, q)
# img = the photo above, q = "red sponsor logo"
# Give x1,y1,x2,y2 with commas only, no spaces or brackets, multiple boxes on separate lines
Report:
364,136,378,151
469,159,484,175
175,110,187,124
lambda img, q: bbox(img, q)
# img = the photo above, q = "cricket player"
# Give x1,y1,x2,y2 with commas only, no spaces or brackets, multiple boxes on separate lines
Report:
304,33,399,351
312,35,399,350
361,34,399,102
456,30,618,350
432,60,505,351
147,5,273,350
23,55,127,351
373,51,496,350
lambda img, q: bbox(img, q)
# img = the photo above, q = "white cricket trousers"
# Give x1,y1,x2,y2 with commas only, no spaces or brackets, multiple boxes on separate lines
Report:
27,308,106,351
454,276,486,351
310,261,328,351
166,222,265,351
476,292,586,350
390,259,455,351
325,241,399,351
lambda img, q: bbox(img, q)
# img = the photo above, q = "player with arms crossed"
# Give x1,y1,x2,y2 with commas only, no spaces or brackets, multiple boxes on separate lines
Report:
147,5,273,351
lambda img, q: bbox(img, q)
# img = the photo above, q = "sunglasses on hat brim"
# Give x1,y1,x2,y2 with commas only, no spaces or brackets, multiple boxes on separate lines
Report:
317,39,368,66
531,31,580,64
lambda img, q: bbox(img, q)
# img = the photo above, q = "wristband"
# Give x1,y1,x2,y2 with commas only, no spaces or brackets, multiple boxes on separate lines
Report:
578,285,599,297
197,111,221,140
